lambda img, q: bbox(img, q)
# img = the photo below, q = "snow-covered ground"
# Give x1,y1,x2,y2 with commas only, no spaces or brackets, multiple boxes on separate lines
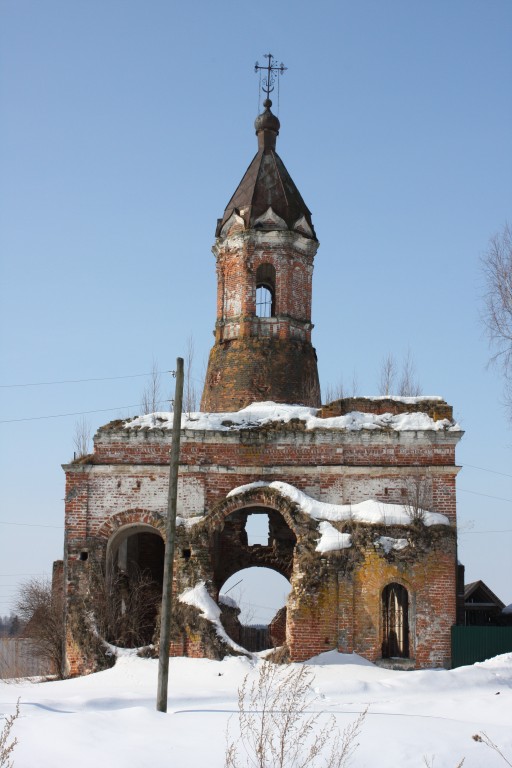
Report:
1,651,511,767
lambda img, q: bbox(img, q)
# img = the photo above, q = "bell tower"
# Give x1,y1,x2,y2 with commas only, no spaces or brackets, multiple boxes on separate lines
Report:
201,58,321,412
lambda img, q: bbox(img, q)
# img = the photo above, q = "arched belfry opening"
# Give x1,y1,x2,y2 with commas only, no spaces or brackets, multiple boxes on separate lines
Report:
106,524,164,647
256,263,276,317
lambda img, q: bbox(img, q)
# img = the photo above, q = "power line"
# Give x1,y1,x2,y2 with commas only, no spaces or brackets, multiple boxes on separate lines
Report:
0,371,172,389
462,463,512,479
0,574,49,577
0,521,63,529
0,401,168,424
458,488,512,503
459,529,512,534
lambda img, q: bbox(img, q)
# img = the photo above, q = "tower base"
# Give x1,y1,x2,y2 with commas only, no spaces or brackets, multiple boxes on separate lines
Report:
201,337,321,412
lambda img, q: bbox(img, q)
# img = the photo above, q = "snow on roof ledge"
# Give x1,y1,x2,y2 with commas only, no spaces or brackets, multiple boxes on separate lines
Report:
123,400,460,434
227,480,451,528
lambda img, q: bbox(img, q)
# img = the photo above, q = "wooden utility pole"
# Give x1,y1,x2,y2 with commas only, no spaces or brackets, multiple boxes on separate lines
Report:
156,357,184,713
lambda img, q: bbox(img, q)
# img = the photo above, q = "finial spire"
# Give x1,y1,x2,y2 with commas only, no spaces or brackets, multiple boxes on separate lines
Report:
255,53,287,101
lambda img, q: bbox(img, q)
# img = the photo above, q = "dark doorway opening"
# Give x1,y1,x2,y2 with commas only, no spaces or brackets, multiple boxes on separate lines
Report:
382,582,409,658
108,527,164,647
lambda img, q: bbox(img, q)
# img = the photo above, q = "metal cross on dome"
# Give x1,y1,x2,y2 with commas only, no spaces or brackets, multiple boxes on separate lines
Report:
255,53,287,100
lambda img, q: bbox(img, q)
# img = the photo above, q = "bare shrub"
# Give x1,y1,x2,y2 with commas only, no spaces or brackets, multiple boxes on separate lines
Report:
378,353,397,396
398,348,422,397
403,473,433,523
349,369,359,397
73,416,91,458
140,358,165,415
88,561,161,648
376,349,422,397
0,698,19,768
473,732,512,766
225,661,366,768
184,335,199,415
324,378,345,404
16,578,64,678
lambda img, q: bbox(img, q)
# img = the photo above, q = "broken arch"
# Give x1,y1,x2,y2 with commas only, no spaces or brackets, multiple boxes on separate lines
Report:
205,487,303,653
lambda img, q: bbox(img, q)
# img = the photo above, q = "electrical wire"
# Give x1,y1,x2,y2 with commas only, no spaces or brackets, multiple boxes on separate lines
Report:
0,400,171,424
459,529,512,534
0,371,173,389
462,463,512,479
458,488,512,503
0,574,49,577
0,521,63,528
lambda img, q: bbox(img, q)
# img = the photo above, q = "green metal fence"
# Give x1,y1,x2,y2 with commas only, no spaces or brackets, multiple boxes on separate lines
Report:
451,626,512,668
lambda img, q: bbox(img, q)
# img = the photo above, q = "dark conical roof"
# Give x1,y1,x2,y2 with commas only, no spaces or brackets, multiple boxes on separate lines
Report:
216,101,317,240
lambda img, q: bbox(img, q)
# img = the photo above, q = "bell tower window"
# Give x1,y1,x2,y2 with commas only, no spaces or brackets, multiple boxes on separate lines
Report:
256,263,276,318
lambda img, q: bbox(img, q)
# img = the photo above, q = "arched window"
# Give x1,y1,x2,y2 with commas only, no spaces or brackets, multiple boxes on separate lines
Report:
382,583,409,658
255,263,276,318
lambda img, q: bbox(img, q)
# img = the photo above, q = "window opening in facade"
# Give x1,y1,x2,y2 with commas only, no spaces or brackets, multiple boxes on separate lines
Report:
245,512,270,546
382,582,409,658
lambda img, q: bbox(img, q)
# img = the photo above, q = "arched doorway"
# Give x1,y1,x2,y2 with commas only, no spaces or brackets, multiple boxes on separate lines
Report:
220,566,291,651
106,524,164,647
382,583,409,658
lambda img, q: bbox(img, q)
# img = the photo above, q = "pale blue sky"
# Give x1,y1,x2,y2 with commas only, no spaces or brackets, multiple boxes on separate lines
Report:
1,0,511,619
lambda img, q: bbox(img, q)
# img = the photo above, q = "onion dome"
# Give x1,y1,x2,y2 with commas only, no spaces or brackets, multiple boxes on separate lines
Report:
254,98,280,136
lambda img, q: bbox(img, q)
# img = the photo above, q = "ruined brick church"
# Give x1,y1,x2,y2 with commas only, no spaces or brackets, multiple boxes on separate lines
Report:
61,87,462,675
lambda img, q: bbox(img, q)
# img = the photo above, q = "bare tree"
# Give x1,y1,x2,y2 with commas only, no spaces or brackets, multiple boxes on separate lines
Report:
398,348,422,397
378,353,397,396
140,358,163,414
16,578,65,678
482,223,512,416
226,661,366,768
73,416,91,458
183,335,198,414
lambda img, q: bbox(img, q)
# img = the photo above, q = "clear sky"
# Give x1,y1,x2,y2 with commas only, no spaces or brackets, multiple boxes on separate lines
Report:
1,0,511,620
